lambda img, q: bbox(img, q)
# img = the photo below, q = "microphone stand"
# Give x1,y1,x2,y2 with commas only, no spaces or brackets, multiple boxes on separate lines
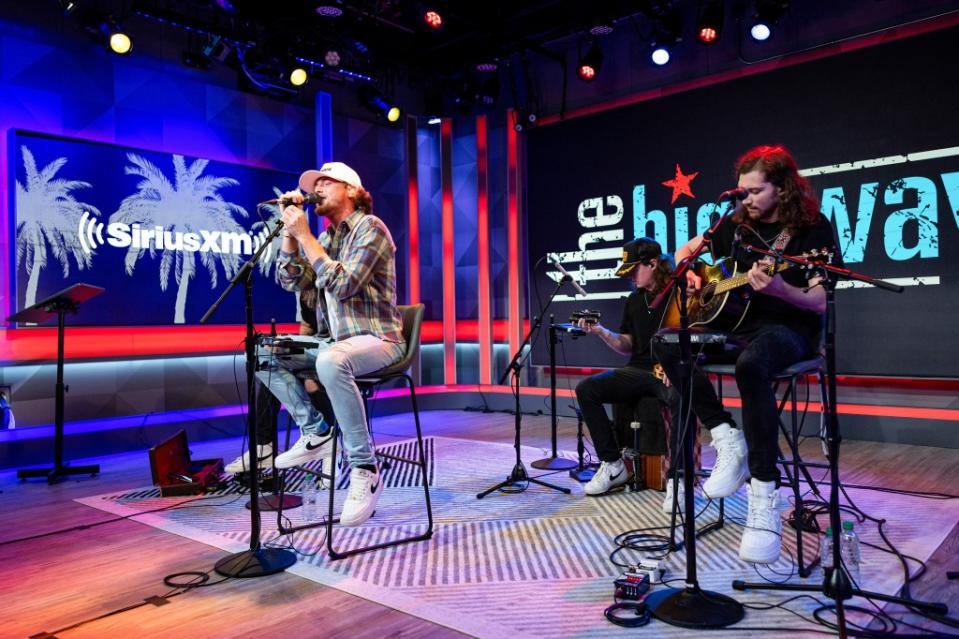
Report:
568,404,598,482
531,318,577,471
644,195,745,628
201,216,296,578
729,246,947,637
477,276,574,499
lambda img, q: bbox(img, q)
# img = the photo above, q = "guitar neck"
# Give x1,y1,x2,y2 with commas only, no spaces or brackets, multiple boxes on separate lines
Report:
714,261,790,294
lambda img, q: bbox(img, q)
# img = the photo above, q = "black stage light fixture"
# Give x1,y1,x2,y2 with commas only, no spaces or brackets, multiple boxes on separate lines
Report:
57,0,78,16
696,0,724,44
750,0,790,41
361,85,401,122
648,4,682,66
577,41,603,81
422,6,444,31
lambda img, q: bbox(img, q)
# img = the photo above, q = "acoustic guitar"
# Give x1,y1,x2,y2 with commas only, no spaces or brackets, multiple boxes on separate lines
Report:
661,250,828,332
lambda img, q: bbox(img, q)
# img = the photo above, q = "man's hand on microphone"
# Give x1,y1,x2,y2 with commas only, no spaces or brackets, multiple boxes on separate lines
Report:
281,207,311,241
279,190,311,241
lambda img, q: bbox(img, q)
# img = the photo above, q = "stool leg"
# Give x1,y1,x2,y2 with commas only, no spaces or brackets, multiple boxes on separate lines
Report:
407,377,434,533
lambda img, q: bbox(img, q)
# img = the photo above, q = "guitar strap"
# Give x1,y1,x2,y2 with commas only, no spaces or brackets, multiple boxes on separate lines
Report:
771,228,792,252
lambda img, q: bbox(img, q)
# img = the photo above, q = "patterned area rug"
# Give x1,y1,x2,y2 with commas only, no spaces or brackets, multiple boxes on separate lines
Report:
77,436,959,638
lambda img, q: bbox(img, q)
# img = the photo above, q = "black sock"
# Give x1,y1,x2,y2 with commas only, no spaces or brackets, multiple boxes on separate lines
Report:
357,463,377,473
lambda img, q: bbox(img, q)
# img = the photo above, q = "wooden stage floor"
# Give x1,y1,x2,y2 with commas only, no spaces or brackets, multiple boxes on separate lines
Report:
1,410,957,638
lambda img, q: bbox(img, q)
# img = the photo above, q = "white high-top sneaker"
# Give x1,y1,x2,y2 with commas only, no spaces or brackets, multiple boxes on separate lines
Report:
584,459,628,496
662,478,685,514
739,478,783,564
702,423,750,498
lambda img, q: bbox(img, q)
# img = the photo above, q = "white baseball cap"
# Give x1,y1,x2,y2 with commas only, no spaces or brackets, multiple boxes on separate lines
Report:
298,161,363,192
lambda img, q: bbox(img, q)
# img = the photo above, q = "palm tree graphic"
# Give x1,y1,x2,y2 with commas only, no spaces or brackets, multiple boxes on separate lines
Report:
15,145,100,309
111,153,249,324
251,189,303,322
251,189,283,282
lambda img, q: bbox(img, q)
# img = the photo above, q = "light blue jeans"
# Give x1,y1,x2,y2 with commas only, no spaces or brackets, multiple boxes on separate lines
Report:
255,334,404,468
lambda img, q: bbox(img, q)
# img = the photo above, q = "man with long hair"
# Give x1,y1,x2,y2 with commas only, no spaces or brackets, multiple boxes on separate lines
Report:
263,161,405,527
654,145,840,564
575,237,678,508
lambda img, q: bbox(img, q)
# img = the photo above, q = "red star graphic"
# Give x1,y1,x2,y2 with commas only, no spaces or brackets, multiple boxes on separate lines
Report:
662,164,700,204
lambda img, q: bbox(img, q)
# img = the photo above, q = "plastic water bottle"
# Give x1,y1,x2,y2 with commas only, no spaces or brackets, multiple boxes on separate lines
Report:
301,473,319,521
820,527,834,571
840,520,862,584
0,392,14,430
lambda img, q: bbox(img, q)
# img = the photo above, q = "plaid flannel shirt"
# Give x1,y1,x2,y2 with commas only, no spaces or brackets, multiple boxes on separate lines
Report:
277,209,404,344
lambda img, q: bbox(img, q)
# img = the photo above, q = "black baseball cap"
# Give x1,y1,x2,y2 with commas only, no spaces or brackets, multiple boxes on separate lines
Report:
614,237,663,277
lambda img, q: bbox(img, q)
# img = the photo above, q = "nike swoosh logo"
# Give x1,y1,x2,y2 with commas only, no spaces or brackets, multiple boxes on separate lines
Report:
609,469,623,481
370,479,380,494
305,438,329,451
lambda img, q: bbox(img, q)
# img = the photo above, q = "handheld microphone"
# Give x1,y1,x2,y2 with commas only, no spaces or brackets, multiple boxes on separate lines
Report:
261,192,323,206
547,253,588,296
719,187,747,201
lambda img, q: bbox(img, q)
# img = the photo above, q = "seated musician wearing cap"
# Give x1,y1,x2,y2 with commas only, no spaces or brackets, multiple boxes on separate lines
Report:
259,161,405,527
574,238,679,509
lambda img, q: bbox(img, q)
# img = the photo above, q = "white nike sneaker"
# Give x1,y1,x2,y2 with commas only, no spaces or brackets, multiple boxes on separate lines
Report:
274,432,333,469
584,459,628,496
662,478,685,514
739,479,783,564
224,444,273,474
702,423,750,499
340,466,382,526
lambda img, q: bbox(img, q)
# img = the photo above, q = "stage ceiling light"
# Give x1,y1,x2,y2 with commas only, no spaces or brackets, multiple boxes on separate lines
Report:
290,66,308,86
362,85,401,123
696,1,724,44
646,4,681,67
651,45,670,66
315,5,343,18
577,42,603,82
750,0,790,41
108,29,132,55
589,16,614,37
750,22,771,41
423,9,443,30
58,0,77,16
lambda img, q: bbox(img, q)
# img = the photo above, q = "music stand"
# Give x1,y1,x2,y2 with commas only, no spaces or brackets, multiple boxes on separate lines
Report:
9,283,104,484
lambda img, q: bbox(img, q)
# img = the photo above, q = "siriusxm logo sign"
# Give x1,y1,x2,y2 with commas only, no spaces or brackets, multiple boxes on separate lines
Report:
78,212,274,261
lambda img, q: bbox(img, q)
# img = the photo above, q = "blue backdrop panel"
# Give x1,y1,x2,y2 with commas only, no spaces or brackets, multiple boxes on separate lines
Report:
332,115,408,305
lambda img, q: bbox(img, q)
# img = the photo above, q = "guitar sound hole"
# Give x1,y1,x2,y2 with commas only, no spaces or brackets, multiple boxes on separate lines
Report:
701,285,715,305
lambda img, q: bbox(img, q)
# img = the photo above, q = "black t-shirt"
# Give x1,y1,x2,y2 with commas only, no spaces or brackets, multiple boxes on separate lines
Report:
619,288,669,369
708,214,842,344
